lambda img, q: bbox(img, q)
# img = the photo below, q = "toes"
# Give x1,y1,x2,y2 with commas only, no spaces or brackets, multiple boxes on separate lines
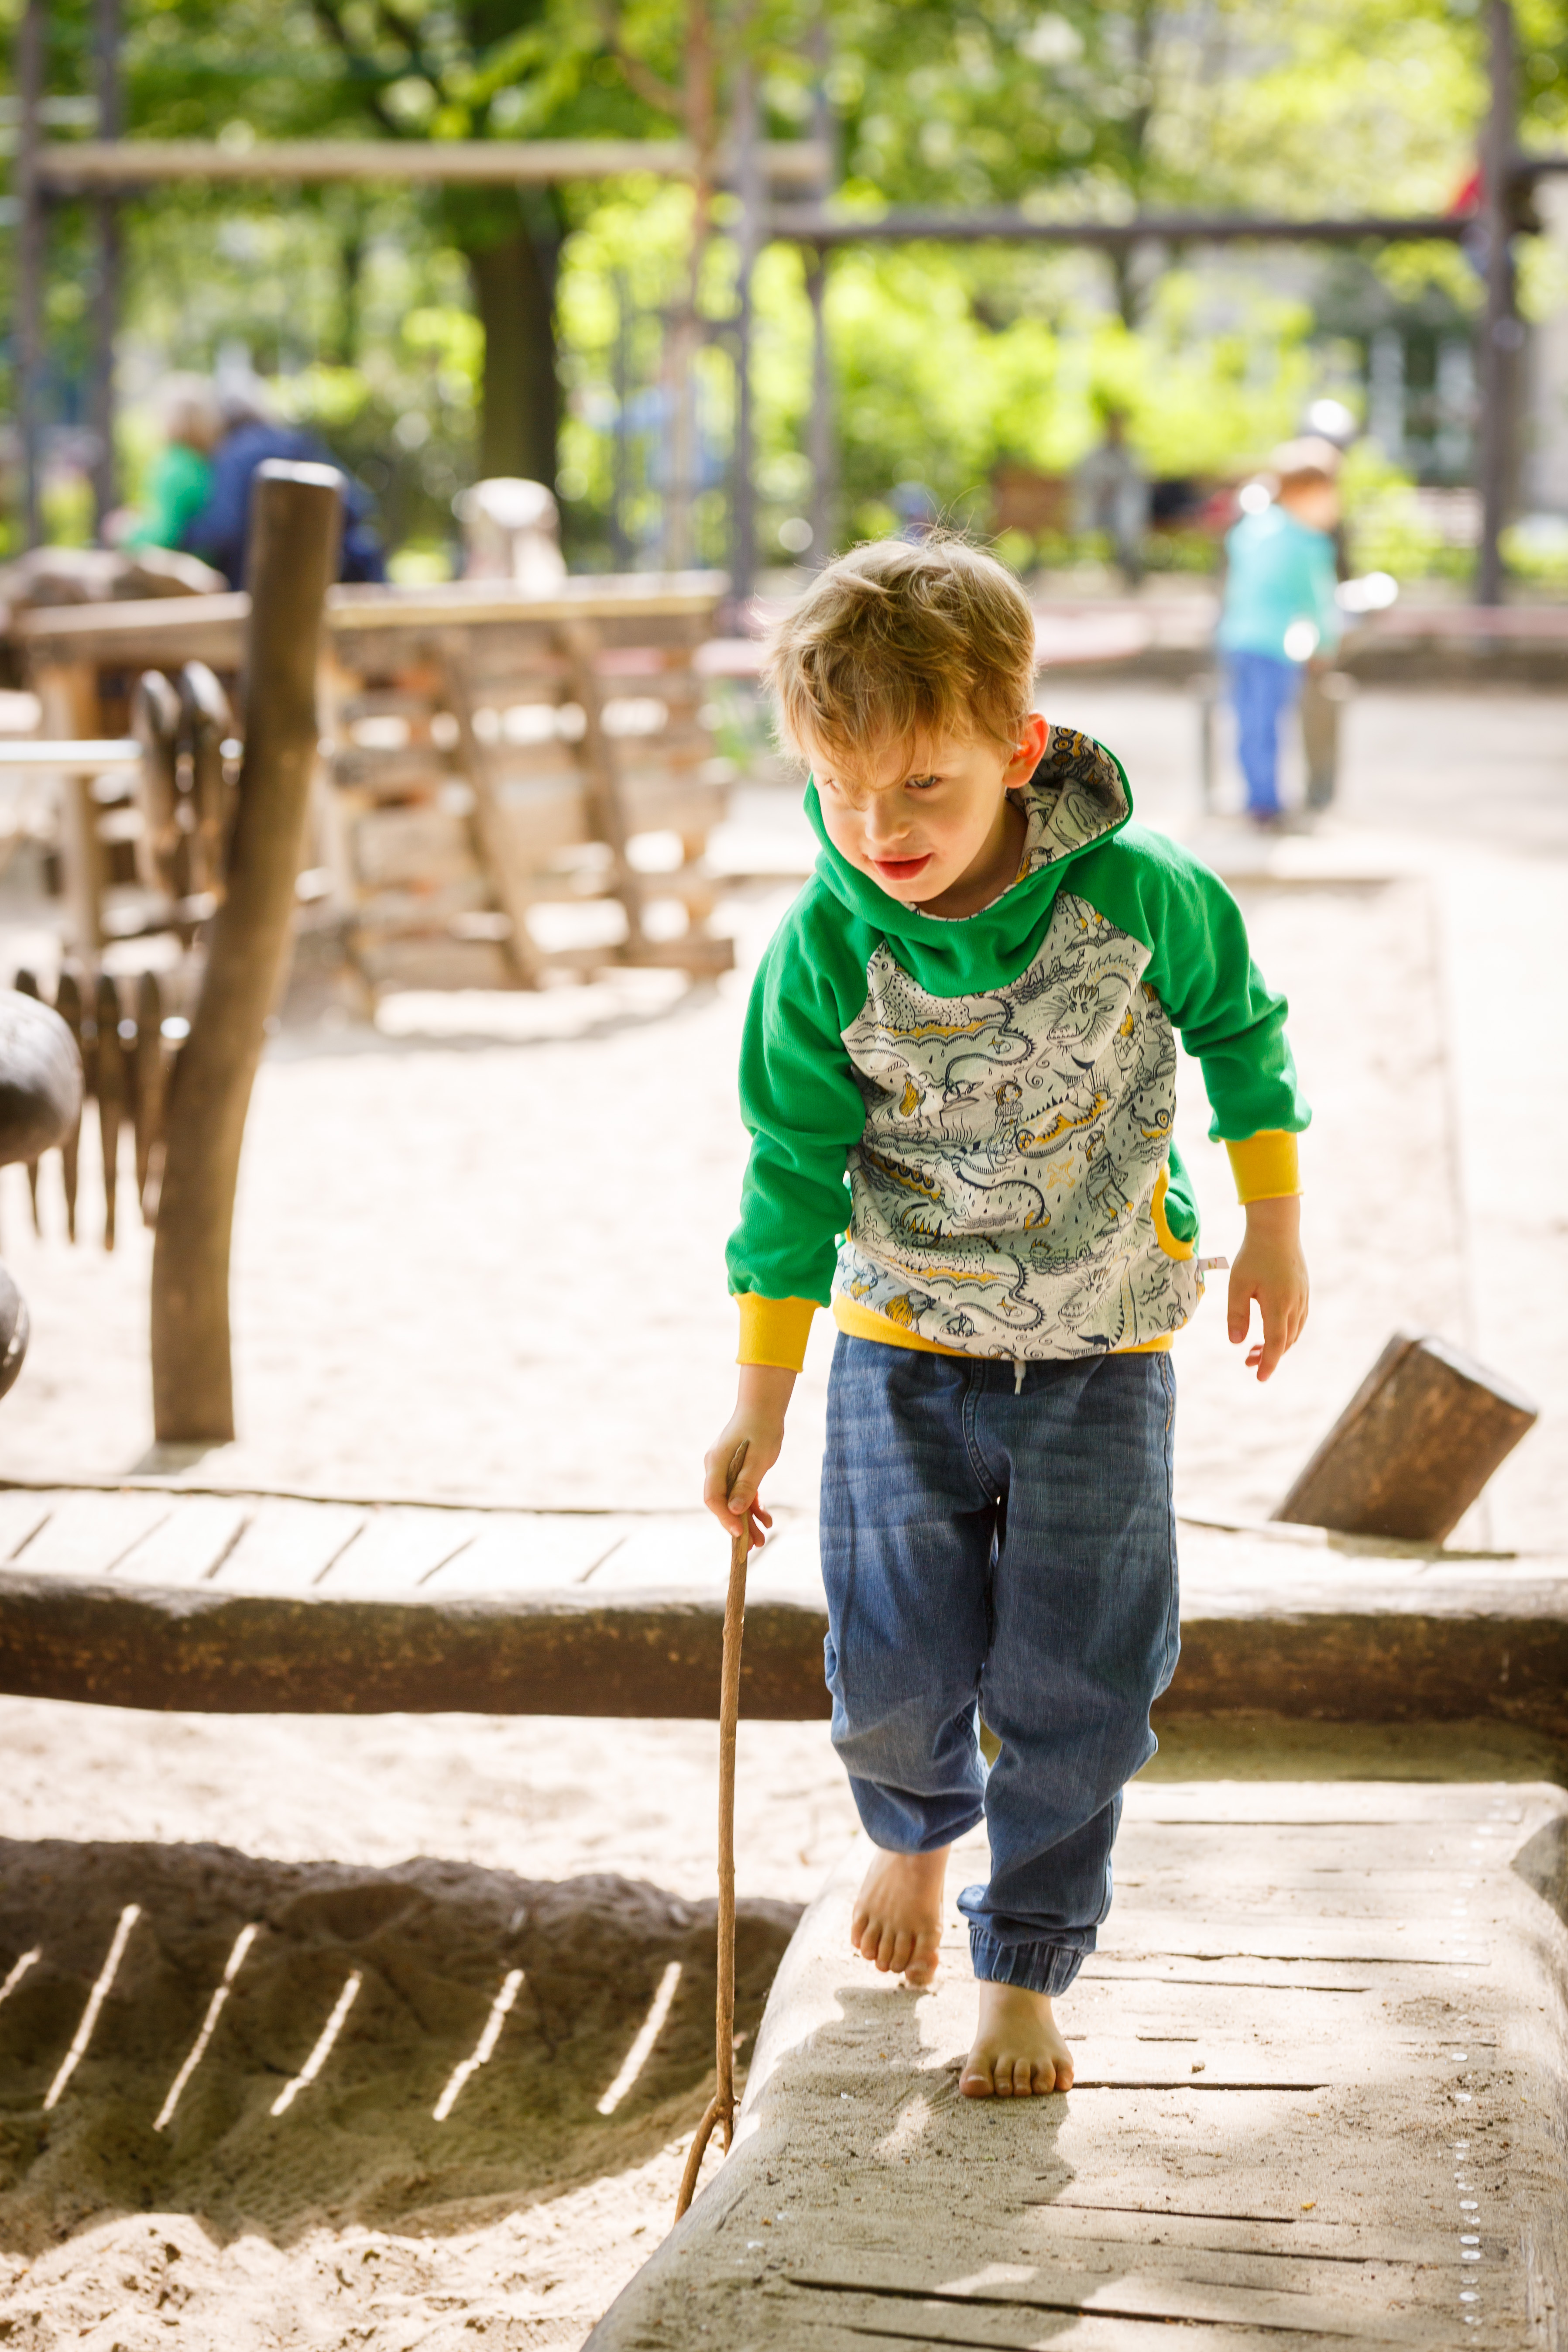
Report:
1009,2056,1035,2097
959,2062,995,2098
1052,2053,1074,2092
889,1927,915,1976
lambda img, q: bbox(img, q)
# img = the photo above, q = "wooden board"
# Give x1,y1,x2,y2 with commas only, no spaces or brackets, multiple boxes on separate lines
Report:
587,1781,1568,2349
1276,1331,1541,1545
0,1487,1563,1731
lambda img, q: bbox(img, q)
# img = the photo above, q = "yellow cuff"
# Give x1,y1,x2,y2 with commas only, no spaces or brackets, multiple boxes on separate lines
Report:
1225,1130,1301,1204
735,1294,818,1372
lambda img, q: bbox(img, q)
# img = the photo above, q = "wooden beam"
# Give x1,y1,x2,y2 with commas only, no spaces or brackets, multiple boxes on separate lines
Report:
766,206,1472,249
150,464,342,1444
34,137,829,191
1273,1330,1539,1545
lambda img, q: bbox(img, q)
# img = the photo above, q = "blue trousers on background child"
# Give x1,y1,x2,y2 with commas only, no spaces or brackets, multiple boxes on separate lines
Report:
819,1334,1180,1998
1227,648,1300,818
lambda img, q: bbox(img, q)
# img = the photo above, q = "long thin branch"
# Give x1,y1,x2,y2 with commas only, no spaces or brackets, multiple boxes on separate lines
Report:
309,0,407,139
592,0,683,121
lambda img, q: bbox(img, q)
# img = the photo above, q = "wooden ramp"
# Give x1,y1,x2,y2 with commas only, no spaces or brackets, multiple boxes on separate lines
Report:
0,1483,1565,1736
588,1781,1568,2350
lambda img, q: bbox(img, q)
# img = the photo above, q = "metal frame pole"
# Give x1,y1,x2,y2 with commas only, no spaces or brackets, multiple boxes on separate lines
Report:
730,55,761,609
17,0,47,551
1476,0,1520,606
90,0,123,532
806,16,837,565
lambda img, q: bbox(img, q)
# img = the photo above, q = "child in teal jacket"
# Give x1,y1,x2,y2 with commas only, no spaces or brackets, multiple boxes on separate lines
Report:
1218,440,1343,822
704,539,1309,2100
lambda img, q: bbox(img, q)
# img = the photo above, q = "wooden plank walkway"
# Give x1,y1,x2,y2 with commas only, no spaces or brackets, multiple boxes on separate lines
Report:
0,1483,1564,1732
589,1780,1568,2349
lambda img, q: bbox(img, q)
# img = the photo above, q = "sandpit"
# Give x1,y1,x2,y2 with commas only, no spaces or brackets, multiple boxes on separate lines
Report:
0,1837,798,2346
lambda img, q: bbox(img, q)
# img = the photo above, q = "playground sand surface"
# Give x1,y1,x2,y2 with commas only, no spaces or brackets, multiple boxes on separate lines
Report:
0,688,1563,2345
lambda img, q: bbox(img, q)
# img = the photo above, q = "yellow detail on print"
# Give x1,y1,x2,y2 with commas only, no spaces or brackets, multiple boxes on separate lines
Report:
861,1147,942,1200
898,1077,921,1117
1017,1091,1112,1151
1150,1167,1194,1261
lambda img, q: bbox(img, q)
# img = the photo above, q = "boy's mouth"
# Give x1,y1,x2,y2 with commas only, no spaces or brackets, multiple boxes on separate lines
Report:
868,852,933,886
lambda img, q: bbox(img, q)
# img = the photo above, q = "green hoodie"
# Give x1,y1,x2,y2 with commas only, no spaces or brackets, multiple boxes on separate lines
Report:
727,726,1308,1367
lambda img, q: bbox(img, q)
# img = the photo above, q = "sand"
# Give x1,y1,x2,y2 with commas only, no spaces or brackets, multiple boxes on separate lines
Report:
0,684,1564,2345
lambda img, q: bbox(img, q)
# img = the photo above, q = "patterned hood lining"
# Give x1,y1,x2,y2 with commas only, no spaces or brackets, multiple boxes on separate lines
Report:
1018,726,1132,874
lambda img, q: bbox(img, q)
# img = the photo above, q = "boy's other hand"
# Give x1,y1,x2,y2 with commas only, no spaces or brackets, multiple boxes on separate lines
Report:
704,1364,796,1546
1227,1195,1309,1382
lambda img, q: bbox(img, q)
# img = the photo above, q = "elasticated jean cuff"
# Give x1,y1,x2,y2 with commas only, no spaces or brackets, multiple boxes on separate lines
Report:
968,1930,1087,1997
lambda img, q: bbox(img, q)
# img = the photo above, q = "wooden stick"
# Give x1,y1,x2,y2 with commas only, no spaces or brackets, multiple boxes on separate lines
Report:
674,1438,751,2224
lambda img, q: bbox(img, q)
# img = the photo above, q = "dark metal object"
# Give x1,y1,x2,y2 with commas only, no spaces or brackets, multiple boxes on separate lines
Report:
151,461,343,1445
0,1269,27,1400
1273,1330,1539,1545
0,990,84,1169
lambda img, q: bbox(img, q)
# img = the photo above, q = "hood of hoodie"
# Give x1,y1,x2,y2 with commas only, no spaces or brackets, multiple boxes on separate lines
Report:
804,724,1133,995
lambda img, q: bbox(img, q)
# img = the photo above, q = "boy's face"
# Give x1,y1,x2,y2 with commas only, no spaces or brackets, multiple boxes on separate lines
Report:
1279,477,1340,533
808,714,1048,910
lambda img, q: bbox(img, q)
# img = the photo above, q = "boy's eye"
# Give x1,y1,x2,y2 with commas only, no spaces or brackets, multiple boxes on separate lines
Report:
905,775,937,792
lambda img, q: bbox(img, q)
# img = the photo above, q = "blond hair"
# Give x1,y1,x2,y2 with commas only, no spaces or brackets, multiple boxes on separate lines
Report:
765,537,1037,763
1268,436,1342,494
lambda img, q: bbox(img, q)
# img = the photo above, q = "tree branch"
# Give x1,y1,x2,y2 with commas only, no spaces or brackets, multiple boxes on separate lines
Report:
592,1,683,121
309,0,407,139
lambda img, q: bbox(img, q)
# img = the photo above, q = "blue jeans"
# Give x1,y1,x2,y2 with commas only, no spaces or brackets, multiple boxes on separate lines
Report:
820,1336,1179,1996
1227,649,1300,816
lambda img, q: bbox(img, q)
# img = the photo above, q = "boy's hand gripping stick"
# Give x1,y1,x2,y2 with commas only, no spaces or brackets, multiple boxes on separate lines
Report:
673,1438,751,2223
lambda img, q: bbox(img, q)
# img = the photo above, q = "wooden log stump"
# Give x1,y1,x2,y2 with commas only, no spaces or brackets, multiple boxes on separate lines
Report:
150,463,342,1446
1273,1328,1539,1545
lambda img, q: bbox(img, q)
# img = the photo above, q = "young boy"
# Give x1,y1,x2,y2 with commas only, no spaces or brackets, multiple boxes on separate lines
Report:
1218,438,1344,824
703,539,1309,2099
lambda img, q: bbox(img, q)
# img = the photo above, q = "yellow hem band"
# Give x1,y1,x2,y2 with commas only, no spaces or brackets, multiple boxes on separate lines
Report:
735,1293,818,1372
831,1295,1175,1356
1225,1130,1301,1204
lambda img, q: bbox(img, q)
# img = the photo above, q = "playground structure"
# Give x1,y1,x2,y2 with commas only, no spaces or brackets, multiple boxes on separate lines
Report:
7,0,1568,605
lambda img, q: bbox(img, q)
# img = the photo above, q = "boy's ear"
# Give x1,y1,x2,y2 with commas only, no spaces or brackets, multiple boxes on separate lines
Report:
1004,711,1049,781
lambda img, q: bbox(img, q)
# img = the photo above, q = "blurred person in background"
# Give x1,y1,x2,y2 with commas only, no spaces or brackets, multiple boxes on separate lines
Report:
1074,405,1149,589
119,375,222,553
1297,400,1359,810
1217,439,1343,828
185,383,388,590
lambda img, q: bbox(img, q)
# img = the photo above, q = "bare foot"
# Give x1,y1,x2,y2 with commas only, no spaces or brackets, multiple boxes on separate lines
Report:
851,1847,948,1987
960,1982,1074,2098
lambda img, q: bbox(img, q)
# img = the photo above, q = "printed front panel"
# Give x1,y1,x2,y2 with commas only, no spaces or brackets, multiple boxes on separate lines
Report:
836,893,1201,1356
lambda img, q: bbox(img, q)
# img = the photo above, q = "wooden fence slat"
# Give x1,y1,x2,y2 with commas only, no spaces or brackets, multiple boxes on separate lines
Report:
0,1489,57,1562
214,1497,369,1592
422,1514,636,1595
15,1490,173,1578
584,1517,721,1591
112,1494,252,1587
317,1506,487,1596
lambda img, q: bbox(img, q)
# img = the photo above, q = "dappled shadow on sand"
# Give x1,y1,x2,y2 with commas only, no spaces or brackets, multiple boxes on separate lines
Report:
0,1840,798,2253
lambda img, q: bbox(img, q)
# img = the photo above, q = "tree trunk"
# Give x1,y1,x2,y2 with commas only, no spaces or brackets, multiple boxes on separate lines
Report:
467,231,559,486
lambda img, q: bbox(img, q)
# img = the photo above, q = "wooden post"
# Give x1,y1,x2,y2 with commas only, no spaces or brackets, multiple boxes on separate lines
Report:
1273,1329,1538,1545
150,462,342,1446
1476,0,1520,607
